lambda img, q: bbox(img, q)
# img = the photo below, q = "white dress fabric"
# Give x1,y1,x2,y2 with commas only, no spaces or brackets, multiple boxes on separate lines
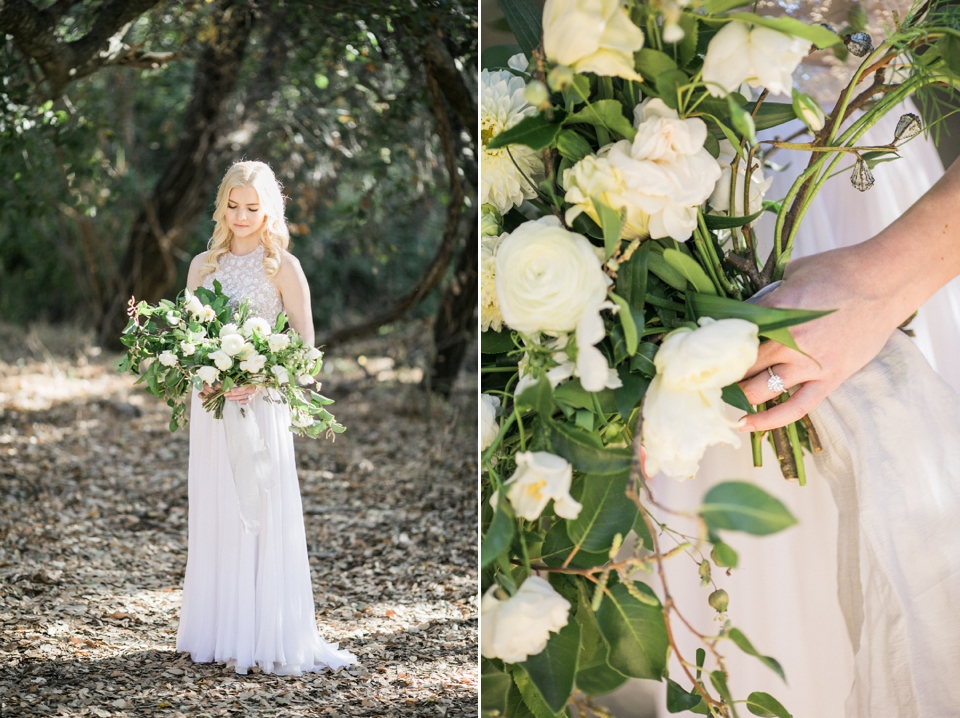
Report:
645,104,960,718
176,245,356,675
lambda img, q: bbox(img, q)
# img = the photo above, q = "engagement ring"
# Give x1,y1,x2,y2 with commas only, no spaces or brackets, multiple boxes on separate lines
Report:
767,367,786,394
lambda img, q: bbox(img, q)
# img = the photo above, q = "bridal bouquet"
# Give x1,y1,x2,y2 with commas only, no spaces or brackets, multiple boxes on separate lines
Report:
118,281,345,439
481,0,960,715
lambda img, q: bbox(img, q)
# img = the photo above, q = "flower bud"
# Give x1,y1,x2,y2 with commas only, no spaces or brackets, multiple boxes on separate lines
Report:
792,90,825,132
894,113,922,143
708,588,729,613
481,204,503,237
663,23,685,44
524,80,550,109
547,65,576,92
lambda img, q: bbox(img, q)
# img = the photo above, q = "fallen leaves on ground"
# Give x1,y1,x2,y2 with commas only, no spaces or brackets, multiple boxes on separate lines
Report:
0,321,478,717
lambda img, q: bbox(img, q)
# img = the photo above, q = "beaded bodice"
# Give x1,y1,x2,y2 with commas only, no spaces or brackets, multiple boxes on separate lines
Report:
201,245,284,325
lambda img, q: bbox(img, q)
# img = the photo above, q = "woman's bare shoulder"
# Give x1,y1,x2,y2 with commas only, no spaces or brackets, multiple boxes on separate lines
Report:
277,249,304,276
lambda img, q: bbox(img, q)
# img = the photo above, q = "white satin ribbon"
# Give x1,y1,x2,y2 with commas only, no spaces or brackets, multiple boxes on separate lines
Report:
222,399,274,534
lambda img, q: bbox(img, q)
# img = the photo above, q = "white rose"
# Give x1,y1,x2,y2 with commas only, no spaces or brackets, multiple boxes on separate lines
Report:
243,317,272,337
239,354,267,373
504,451,582,520
184,294,204,318
606,99,722,241
268,334,291,353
199,305,216,323
480,577,571,664
563,154,649,240
180,341,196,356
208,350,233,371
219,323,241,337
702,21,809,98
708,140,773,222
271,365,290,385
158,351,178,367
220,333,246,357
196,365,219,385
481,394,501,450
481,233,506,333
306,346,322,362
542,0,645,81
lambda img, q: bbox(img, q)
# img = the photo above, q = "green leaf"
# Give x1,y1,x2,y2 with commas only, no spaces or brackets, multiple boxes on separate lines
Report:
666,677,704,713
725,12,841,48
633,509,654,551
540,521,611,568
513,664,563,718
482,43,525,70
554,381,618,415
481,662,514,715
629,343,658,378
710,670,739,718
567,472,638,554
938,34,960,77
615,242,650,309
760,326,806,357
564,100,637,141
517,376,555,420
482,493,516,568
593,199,623,260
488,113,563,151
654,69,690,110
729,628,786,681
483,329,517,354
614,366,650,421
748,101,801,132
721,382,755,414
505,675,537,718
608,293,638,355
635,48,677,81
663,249,717,295
700,481,798,536
728,94,756,144
498,0,544,58
689,293,833,333
703,113,745,155
575,595,629,695
647,252,688,292
677,13,700,67
703,205,766,229
595,582,668,679
557,130,594,163
710,541,739,568
704,0,752,12
547,420,634,475
746,691,793,718
522,621,580,713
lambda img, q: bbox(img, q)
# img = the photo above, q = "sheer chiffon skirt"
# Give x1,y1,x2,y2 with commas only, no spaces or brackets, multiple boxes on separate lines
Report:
176,389,356,675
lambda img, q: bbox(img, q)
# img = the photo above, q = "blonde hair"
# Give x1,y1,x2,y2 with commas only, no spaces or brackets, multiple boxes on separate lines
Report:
199,161,290,280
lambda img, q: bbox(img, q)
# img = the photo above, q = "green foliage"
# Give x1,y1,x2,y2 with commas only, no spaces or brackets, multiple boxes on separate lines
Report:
700,481,798,536
596,582,669,679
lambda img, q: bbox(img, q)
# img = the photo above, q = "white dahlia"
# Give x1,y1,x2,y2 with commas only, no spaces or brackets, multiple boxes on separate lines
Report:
481,69,545,215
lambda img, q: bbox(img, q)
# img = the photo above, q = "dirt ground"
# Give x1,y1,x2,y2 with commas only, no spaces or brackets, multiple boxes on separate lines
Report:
0,321,478,717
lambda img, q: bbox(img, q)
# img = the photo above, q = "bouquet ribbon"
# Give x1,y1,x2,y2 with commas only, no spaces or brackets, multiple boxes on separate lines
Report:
222,400,275,534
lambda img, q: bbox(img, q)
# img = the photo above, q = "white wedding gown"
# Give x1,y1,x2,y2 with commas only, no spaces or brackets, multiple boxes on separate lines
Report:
176,245,356,675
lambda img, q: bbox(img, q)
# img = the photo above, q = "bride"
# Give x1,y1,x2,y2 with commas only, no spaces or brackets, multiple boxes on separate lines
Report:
176,160,356,675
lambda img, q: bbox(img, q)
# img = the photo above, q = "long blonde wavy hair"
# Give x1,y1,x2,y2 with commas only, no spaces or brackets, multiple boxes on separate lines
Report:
199,161,290,280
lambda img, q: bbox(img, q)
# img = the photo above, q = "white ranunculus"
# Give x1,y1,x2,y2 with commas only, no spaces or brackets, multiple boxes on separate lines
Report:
199,305,216,323
268,334,291,353
271,365,290,385
606,99,722,241
481,394,501,450
702,21,809,98
563,153,649,240
495,217,610,335
306,346,322,362
480,577,571,664
239,354,267,373
504,451,582,520
209,350,233,371
481,233,506,332
219,323,241,337
158,351,177,367
184,294,204,318
180,341,196,357
708,140,773,222
542,0,645,81
481,69,545,215
196,365,219,385
220,333,246,357
243,317,272,337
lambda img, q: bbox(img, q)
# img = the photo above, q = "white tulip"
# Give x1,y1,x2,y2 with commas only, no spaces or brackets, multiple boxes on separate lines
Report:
196,365,219,385
180,341,196,357
542,0,645,81
271,365,290,385
158,351,178,367
208,350,233,371
481,394,501,450
243,317,272,337
220,333,246,357
268,333,291,352
708,140,773,222
239,354,267,373
480,577,571,664
504,451,582,520
702,21,809,98
563,154,649,240
654,317,759,392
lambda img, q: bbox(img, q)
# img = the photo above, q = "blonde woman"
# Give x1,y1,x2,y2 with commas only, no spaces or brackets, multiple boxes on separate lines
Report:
176,161,355,675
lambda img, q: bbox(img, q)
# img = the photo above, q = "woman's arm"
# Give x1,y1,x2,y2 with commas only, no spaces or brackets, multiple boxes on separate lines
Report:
274,251,315,347
186,252,206,293
738,155,960,432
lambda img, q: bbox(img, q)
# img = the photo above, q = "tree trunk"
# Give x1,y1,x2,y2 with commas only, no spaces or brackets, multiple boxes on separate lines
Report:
430,211,477,397
98,0,254,347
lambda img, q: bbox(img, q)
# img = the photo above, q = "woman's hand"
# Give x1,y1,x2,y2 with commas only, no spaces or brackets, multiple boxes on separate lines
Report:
737,243,906,432
198,382,259,404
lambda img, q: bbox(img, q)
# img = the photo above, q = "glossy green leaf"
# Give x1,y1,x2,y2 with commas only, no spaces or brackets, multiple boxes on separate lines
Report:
746,691,793,718
575,592,629,696
481,660,514,715
522,621,580,713
700,481,798,536
481,492,516,568
614,366,650,421
499,0,544,57
689,293,833,332
655,69,690,110
633,509,654,551
567,472,638,553
677,13,700,67
704,0,752,12
487,113,563,151
608,292,638,355
513,664,563,718
482,43,524,70
635,48,678,81
504,676,537,718
482,329,516,354
710,670,739,718
747,101,801,131
554,381,618,414
596,582,668,679
547,420,634,475
663,249,717,295
647,252,688,291
729,628,785,681
517,376,555,420
666,677,704,713
593,199,623,259
540,520,611,568
725,12,841,48
615,241,650,309
721,382,755,414
557,130,594,163
703,205,766,229
564,100,637,141
728,94,756,144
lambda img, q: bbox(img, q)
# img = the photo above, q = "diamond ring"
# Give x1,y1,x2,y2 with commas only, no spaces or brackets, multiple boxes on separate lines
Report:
767,367,786,394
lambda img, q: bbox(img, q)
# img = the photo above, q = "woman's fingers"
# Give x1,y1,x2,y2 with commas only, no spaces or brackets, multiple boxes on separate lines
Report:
738,364,802,406
742,337,789,379
739,382,827,433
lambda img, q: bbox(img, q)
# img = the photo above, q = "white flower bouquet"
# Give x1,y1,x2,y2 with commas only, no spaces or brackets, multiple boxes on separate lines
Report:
118,281,345,439
481,0,960,715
